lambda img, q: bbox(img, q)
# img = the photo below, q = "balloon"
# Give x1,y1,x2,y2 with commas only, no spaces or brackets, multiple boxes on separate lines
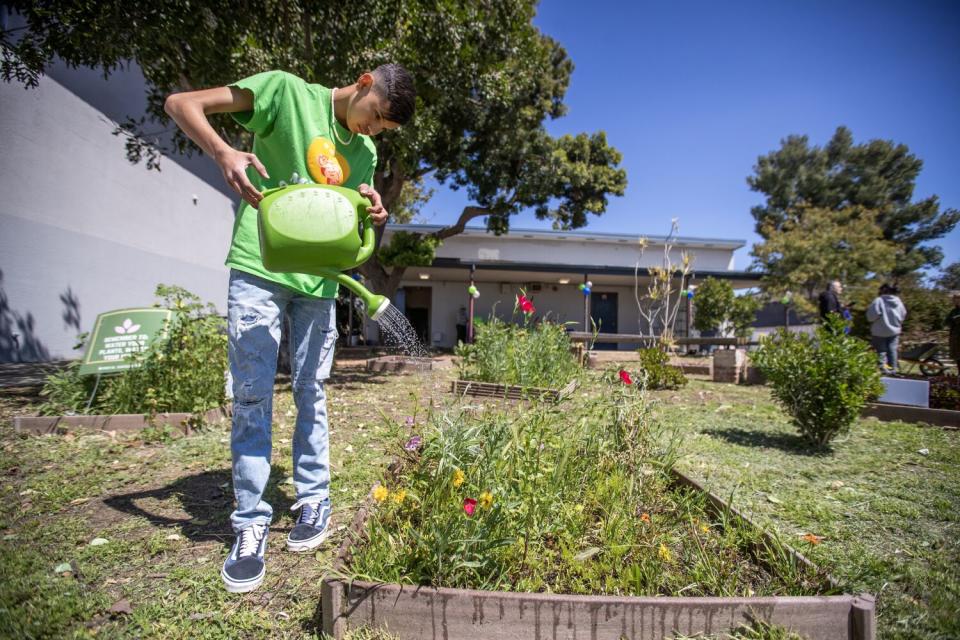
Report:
781,295,791,305
586,281,593,288
583,287,591,295
687,290,694,299
472,291,480,299
578,283,586,291
467,285,478,296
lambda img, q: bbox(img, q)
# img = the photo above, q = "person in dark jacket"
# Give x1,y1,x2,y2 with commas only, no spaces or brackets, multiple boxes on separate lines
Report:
818,280,844,322
946,292,960,366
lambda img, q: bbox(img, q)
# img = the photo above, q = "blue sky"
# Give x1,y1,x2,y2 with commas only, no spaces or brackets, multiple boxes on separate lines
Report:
419,0,960,274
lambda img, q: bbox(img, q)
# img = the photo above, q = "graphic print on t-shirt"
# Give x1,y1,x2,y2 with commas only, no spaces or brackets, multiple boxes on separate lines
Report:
306,136,351,185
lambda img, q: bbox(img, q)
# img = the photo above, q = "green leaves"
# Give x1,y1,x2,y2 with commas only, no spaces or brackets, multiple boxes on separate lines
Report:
749,126,959,276
752,317,884,447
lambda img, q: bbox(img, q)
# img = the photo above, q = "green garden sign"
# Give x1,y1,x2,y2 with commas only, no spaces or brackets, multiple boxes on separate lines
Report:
79,308,174,376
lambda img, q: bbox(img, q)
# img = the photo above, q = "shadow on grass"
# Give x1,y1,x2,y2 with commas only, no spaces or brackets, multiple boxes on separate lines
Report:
103,466,292,546
703,427,833,457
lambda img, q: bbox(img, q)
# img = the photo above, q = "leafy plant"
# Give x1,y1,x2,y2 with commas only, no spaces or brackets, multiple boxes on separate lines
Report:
455,292,579,389
38,285,227,418
729,295,762,339
751,316,884,446
635,347,688,390
350,371,827,597
692,278,734,334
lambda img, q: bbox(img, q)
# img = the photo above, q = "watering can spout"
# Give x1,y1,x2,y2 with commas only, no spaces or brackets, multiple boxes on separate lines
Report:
315,268,390,321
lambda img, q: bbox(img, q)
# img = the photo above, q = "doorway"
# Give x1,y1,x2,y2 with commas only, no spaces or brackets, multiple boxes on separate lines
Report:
404,286,432,346
590,291,618,350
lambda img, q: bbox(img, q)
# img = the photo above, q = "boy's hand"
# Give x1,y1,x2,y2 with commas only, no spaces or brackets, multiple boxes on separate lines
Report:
359,184,388,226
217,148,269,208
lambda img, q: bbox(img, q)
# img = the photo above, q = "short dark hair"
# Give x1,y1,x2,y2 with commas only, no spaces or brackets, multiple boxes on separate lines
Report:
371,63,416,125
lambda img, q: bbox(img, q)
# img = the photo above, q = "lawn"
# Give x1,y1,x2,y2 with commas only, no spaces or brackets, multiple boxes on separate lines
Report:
1,360,957,639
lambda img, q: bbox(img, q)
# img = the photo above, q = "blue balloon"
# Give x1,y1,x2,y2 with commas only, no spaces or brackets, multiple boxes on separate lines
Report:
583,287,591,295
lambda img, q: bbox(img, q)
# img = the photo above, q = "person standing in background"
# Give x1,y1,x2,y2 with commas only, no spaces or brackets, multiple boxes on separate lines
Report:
866,284,907,373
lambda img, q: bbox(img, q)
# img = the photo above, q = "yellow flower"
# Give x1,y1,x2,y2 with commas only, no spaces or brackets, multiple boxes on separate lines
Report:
392,489,407,505
452,469,465,488
700,524,710,534
479,491,493,510
372,485,389,503
658,543,673,563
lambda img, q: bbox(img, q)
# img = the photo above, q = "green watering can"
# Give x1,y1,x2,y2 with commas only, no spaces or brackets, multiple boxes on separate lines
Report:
257,183,390,320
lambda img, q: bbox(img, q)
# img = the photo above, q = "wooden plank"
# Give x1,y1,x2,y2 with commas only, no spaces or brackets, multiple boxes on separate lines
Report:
13,406,231,436
325,582,868,640
569,332,753,347
862,402,959,429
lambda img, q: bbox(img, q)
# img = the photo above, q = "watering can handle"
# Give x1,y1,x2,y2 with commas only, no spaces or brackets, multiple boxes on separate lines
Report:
354,205,376,267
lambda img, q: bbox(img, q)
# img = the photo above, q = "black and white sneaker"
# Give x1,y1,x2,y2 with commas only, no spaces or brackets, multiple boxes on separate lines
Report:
221,523,268,593
286,499,331,552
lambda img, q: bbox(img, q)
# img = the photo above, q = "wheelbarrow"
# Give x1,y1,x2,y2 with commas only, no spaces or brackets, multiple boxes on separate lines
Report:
898,342,945,376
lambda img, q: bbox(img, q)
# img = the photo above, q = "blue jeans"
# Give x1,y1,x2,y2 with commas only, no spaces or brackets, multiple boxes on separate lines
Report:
871,334,899,372
227,269,337,532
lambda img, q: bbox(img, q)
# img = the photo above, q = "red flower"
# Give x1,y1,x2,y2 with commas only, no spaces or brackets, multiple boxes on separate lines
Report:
463,497,477,517
619,370,633,385
516,294,536,315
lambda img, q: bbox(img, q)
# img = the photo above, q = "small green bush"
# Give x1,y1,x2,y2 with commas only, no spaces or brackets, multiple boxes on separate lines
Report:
39,285,227,418
455,294,579,389
636,347,687,389
751,316,883,447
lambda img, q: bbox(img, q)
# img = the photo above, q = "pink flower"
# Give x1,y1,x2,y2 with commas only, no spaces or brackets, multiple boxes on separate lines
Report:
403,435,422,452
405,416,415,426
463,497,477,517
516,294,536,315
619,370,633,385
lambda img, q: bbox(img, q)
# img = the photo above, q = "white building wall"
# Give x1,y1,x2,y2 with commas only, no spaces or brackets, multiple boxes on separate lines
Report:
0,72,236,361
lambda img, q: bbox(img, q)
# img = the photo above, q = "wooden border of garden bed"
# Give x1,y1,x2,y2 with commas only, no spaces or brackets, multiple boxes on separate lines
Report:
321,466,875,640
366,356,435,374
451,378,579,402
862,402,960,429
12,406,231,436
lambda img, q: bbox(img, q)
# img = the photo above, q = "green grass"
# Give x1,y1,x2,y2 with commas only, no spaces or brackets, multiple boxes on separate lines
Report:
649,377,960,640
2,362,957,639
0,367,442,639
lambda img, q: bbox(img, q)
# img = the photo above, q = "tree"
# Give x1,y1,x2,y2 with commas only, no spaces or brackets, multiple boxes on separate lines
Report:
729,295,761,339
2,1,627,298
691,277,733,334
751,205,898,314
936,262,960,291
748,126,959,276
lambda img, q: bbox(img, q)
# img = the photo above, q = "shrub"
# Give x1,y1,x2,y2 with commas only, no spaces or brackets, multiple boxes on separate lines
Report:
693,277,734,334
39,285,227,418
455,292,578,389
635,347,687,389
751,316,883,446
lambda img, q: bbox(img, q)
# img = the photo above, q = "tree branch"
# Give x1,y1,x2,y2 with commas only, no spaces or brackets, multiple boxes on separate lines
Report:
431,206,489,241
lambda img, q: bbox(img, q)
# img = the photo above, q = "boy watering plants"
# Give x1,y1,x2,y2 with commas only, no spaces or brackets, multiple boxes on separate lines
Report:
165,64,415,593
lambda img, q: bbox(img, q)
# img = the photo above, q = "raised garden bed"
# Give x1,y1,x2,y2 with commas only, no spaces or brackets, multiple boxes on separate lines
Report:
366,355,435,374
862,402,960,429
13,405,231,436
451,378,579,402
321,466,875,639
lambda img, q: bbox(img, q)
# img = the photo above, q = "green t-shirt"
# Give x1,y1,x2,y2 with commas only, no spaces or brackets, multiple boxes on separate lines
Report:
226,70,378,298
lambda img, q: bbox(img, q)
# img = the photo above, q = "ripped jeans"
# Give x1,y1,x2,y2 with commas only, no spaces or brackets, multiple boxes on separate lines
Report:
227,269,337,532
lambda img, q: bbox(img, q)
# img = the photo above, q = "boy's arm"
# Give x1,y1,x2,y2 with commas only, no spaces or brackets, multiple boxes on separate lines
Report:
164,86,269,208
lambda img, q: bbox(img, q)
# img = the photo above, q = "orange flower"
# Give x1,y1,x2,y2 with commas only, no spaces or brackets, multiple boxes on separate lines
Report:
640,512,650,523
801,533,823,545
